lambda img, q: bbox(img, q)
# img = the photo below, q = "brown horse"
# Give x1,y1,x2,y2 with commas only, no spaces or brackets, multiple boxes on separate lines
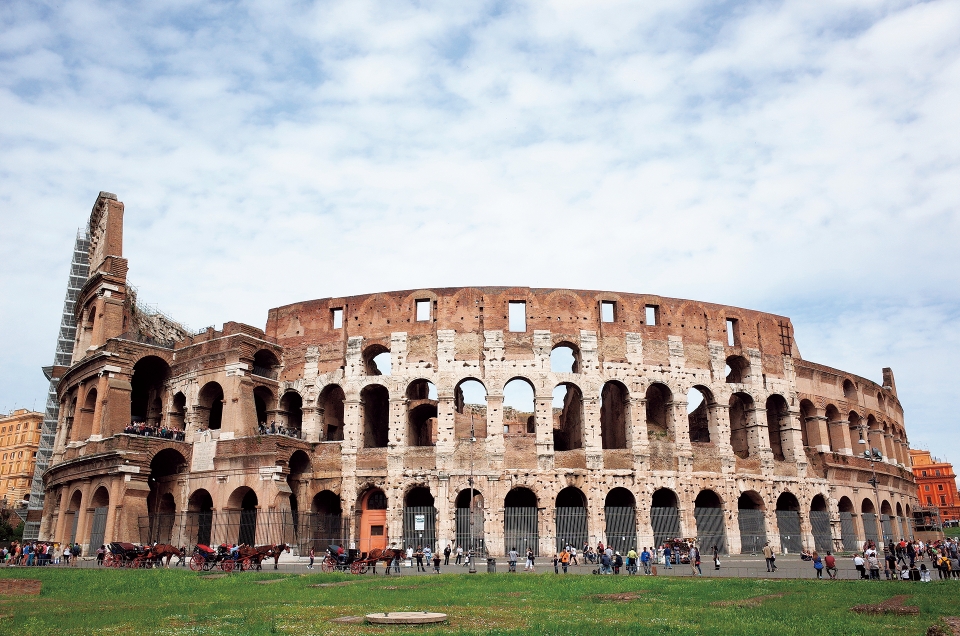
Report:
379,548,405,575
264,543,291,570
145,544,183,568
237,543,290,570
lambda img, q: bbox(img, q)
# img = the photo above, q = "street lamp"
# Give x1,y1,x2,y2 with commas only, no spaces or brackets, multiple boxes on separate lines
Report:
468,412,477,574
858,426,884,544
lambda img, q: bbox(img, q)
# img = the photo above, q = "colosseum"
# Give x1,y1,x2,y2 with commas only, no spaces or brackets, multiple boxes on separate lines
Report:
39,192,919,558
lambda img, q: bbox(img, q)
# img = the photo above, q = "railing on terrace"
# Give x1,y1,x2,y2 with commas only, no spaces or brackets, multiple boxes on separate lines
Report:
252,366,279,380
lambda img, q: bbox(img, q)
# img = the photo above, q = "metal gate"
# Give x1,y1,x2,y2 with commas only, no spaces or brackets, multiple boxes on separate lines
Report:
456,507,486,557
301,513,349,554
88,507,108,553
840,512,858,550
775,510,802,553
69,511,79,544
650,507,680,549
862,513,879,545
810,511,833,553
504,507,539,556
881,515,894,543
239,509,257,545
694,507,727,554
604,507,637,554
555,507,588,553
402,506,437,550
737,509,766,554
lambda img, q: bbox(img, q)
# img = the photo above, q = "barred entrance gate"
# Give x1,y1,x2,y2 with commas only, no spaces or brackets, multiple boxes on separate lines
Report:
139,511,296,548
604,507,636,554
810,511,833,553
881,515,894,543
776,511,802,553
693,491,727,554
402,506,437,550
504,507,538,556
650,507,680,549
88,507,107,553
737,509,766,554
840,512,858,550
455,508,485,557
862,513,879,545
301,513,348,553
554,487,588,553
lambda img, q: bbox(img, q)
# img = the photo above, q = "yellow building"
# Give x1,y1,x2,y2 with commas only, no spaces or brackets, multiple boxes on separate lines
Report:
0,409,42,506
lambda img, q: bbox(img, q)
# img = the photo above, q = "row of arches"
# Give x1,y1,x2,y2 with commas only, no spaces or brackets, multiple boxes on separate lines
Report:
798,400,908,464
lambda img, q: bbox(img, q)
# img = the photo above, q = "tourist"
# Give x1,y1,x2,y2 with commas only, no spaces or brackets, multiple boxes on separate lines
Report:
559,548,570,573
853,553,867,579
97,545,105,566
937,552,951,580
625,548,637,575
308,547,315,570
524,547,535,572
762,542,777,573
920,563,931,582
599,550,612,574
455,544,463,565
690,545,701,576
824,551,837,579
867,550,881,580
640,547,651,575
613,552,623,575
569,544,578,566
713,545,720,571
423,545,433,566
508,547,518,572
662,543,673,569
63,544,71,566
553,554,559,574
813,551,823,579
414,546,425,572
443,544,451,566
432,551,441,573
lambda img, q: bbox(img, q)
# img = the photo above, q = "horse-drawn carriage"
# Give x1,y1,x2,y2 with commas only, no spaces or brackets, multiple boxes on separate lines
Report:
189,544,246,572
320,546,380,574
104,542,147,568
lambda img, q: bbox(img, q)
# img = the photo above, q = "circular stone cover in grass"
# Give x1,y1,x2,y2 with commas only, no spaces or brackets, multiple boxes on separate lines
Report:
366,612,447,624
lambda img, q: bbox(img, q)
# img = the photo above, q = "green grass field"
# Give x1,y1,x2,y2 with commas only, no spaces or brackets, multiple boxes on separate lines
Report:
0,568,957,635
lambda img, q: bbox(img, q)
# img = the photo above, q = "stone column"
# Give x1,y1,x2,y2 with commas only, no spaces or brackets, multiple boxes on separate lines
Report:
103,475,123,544
486,393,505,471
713,404,736,474
434,392,456,471
670,398,693,472
534,395,554,471
630,397,649,472
53,486,72,542
341,398,361,475
388,397,406,473
780,408,806,464
301,406,320,442
582,396,602,470
436,476,452,551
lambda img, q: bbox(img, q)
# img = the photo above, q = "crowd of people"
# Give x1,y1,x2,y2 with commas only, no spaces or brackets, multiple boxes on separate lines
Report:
840,538,960,582
257,422,301,438
123,422,186,441
2,540,83,566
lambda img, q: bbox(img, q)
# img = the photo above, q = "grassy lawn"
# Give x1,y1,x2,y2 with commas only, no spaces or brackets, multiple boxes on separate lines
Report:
0,568,957,635
943,526,960,539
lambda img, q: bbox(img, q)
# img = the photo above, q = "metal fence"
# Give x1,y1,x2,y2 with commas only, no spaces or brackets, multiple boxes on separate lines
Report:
810,510,832,553
650,507,681,549
504,507,539,556
737,509,766,554
840,512,859,551
554,507,588,553
455,507,486,557
401,506,437,551
604,507,637,554
137,511,330,552
881,515,895,543
862,513,879,545
694,507,727,554
776,510,803,553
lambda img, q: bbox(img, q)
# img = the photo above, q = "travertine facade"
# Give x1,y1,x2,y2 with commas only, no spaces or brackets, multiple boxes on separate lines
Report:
41,193,918,556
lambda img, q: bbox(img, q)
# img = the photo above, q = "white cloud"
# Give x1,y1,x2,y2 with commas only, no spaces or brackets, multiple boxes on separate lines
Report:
1,0,958,463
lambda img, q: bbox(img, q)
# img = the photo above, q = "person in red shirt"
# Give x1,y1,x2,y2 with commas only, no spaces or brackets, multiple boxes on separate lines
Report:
824,551,838,580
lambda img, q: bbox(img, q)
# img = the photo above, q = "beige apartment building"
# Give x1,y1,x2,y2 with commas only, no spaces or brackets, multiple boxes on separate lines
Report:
0,409,43,506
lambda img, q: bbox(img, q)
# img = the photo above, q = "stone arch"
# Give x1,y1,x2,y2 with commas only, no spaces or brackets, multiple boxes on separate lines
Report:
226,487,259,546
503,377,536,436
848,410,864,455
197,381,224,430
765,394,788,461
187,489,214,546
843,378,857,401
824,404,844,452
553,382,584,451
311,490,344,550
360,384,389,448
809,494,832,552
729,392,753,458
737,490,767,554
454,488,485,555
725,355,749,383
798,399,818,449
454,378,487,438
403,486,437,550
253,386,274,428
650,488,681,549
252,349,280,379
130,355,171,427
363,344,391,376
550,341,581,373
504,487,539,556
278,390,303,437
686,385,715,444
694,489,727,554
74,386,98,442
554,486,588,552
605,487,639,553
170,391,187,430
775,492,802,553
645,382,672,439
406,379,438,447
600,380,628,449
318,384,345,441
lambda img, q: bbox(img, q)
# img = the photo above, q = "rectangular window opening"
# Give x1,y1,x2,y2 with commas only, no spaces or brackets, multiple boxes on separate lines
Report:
370,525,384,536
415,299,431,322
601,301,616,323
331,308,343,329
726,318,739,346
645,305,658,326
508,301,526,332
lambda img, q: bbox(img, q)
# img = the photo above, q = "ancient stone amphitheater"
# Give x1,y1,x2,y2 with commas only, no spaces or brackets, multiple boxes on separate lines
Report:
40,192,918,557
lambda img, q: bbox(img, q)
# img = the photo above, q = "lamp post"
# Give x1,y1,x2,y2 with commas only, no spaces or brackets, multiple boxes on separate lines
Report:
468,412,477,574
858,425,883,545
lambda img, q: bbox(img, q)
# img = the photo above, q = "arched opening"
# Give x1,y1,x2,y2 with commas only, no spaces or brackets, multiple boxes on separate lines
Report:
146,449,187,544
880,500,894,542
454,379,487,438
88,486,110,553
725,355,749,384
455,489,485,556
504,487,539,556
363,345,391,376
600,381,628,449
170,391,187,430
278,391,303,437
252,349,280,379
604,488,637,554
503,378,535,437
187,489,214,546
729,392,753,459
798,399,817,449
226,488,258,546
253,386,274,431
197,382,224,431
130,356,170,428
694,490,727,554
358,488,387,553
550,342,580,373
765,394,788,461
310,491,344,551
552,383,584,451
75,387,98,441
843,379,857,401
865,414,882,459
775,492,802,553
838,496,858,550
645,383,672,440
686,386,713,443
554,487,587,552
406,380,438,447
65,490,83,544
896,502,907,540
737,491,766,554
402,487,436,550
318,384,345,441
825,405,844,452
860,498,879,545
361,385,389,448
651,488,680,549
809,494,831,552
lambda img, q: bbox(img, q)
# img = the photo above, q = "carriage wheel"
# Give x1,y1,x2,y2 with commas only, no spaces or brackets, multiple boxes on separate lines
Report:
350,562,362,575
221,559,235,573
189,555,204,571
321,559,334,573
103,554,115,568
240,558,252,572
358,563,369,575
132,557,144,569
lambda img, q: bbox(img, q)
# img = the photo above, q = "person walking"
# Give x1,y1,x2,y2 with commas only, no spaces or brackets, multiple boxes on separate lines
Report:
508,547,518,573
308,547,315,570
432,551,441,574
560,548,570,574
640,547,651,575
553,554,560,574
813,551,823,579
662,544,673,569
525,547,535,573
689,546,702,576
455,545,463,565
626,548,637,575
414,546,425,572
443,544,451,566
713,545,720,571
762,542,777,573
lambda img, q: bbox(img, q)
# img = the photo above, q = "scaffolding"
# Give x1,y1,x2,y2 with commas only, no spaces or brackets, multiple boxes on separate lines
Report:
22,228,89,541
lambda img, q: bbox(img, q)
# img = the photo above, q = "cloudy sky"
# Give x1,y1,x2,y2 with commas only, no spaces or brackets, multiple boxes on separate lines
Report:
2,1,958,464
